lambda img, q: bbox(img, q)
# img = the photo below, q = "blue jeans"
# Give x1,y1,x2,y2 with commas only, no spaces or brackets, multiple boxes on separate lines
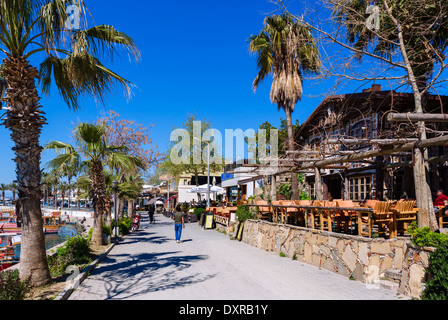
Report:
175,224,183,241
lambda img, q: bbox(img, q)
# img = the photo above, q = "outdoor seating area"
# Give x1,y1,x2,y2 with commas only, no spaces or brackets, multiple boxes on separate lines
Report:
207,206,237,226
236,199,423,239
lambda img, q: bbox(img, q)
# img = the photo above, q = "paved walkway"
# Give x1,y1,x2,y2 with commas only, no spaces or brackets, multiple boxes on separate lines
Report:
69,214,406,300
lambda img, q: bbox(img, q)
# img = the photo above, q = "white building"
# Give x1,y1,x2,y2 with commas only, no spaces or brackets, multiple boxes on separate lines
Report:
221,166,263,203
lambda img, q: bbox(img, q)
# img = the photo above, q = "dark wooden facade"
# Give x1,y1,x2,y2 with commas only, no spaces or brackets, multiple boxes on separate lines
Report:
296,85,448,202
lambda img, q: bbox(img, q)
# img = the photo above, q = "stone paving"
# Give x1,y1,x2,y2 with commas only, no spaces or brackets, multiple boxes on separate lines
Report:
68,213,407,300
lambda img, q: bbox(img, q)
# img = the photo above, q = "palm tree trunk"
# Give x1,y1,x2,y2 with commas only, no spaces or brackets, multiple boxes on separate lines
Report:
128,199,135,218
105,200,112,230
90,161,106,246
285,107,299,200
1,55,51,287
118,197,125,218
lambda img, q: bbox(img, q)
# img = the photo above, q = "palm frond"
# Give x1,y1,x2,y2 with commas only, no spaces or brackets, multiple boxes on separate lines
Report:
44,140,76,154
39,51,133,110
107,152,145,173
44,151,79,171
72,24,141,62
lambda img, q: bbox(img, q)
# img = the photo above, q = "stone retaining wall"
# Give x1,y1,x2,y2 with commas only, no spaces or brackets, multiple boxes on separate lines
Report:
240,219,434,298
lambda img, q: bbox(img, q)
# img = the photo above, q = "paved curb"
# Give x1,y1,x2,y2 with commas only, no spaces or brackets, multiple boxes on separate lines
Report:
54,236,123,300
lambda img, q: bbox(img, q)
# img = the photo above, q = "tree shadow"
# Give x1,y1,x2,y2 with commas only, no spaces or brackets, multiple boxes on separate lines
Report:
80,251,214,300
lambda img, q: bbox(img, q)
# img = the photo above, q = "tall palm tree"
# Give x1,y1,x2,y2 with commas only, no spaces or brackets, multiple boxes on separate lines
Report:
119,173,144,219
57,181,70,208
45,122,144,247
8,182,18,201
0,1,140,286
0,183,8,205
249,14,321,200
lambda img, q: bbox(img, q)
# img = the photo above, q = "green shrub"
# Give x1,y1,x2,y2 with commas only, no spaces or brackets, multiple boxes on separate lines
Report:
47,235,91,277
236,205,252,222
0,269,31,300
117,217,133,235
109,218,133,235
60,235,91,263
421,240,448,300
407,222,448,248
102,224,112,236
193,208,206,220
88,224,111,242
278,183,292,200
180,203,189,213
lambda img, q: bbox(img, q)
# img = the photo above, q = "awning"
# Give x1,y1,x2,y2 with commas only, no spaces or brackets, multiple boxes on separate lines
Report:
148,197,163,204
238,175,264,185
187,184,225,194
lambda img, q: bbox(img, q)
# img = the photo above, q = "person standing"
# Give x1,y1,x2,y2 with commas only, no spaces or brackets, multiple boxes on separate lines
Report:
173,207,185,243
149,203,155,224
434,189,448,214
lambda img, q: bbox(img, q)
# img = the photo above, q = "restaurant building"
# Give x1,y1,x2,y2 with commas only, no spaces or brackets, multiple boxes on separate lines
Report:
297,84,448,202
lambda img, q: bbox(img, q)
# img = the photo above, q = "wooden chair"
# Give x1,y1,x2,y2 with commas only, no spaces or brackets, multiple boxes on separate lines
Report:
365,199,379,208
256,201,271,221
271,200,285,224
307,200,324,230
278,200,299,225
292,200,309,227
286,200,303,226
393,200,418,237
437,206,448,229
359,201,394,238
319,201,336,232
335,200,357,234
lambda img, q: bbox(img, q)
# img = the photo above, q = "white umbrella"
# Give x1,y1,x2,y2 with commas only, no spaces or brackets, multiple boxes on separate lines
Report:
188,184,224,194
155,200,164,205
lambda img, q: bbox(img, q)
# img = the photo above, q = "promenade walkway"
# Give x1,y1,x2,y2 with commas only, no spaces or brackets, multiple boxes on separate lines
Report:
69,214,406,300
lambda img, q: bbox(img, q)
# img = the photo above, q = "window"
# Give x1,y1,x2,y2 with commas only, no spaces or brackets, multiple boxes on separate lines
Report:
349,176,371,201
350,120,373,139
309,182,316,200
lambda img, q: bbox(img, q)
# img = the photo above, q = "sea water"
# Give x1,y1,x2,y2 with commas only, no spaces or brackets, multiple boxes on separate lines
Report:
8,224,81,260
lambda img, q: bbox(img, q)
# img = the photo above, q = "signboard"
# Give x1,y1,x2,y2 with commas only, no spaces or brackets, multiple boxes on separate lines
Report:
237,222,244,241
205,215,214,229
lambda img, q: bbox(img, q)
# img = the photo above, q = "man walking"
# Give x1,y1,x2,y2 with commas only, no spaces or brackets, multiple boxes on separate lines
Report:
173,207,185,243
149,203,155,224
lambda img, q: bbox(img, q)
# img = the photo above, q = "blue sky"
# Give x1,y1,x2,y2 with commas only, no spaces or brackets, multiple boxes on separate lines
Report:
0,0,334,186
1,0,428,190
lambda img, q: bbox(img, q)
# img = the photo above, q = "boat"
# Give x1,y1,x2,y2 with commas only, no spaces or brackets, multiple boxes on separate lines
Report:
0,241,19,272
0,209,14,223
0,212,66,234
0,217,21,234
42,213,66,234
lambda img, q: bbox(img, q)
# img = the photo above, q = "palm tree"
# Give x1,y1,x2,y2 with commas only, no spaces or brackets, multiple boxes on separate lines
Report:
57,181,70,208
119,174,144,219
0,1,140,286
8,182,18,201
0,183,8,205
249,14,321,200
45,122,144,247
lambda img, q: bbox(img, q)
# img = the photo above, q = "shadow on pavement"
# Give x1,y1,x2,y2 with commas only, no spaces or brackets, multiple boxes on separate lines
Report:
85,251,214,300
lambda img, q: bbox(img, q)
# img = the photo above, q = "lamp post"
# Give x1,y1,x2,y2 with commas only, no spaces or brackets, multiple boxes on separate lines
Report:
207,142,211,208
193,136,211,207
112,180,119,239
